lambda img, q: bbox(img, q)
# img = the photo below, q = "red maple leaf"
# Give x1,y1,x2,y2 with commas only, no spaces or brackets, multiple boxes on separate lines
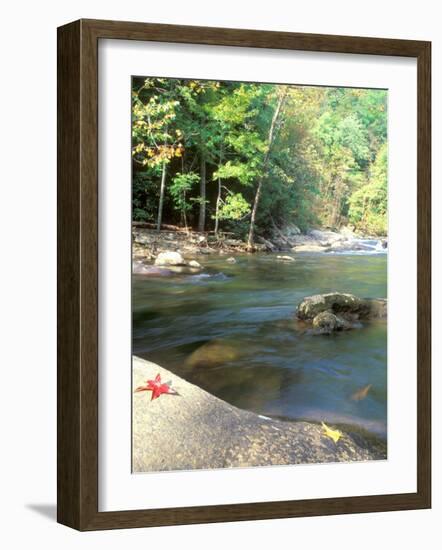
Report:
134,373,178,401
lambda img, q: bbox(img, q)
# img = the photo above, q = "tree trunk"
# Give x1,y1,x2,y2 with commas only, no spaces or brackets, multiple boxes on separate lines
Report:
330,177,343,228
247,90,286,251
156,161,167,232
214,176,221,236
198,155,206,232
214,145,223,237
247,178,264,250
183,190,189,233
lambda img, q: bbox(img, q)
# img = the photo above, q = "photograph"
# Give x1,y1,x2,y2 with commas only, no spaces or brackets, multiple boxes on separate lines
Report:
131,77,388,473
52,11,431,533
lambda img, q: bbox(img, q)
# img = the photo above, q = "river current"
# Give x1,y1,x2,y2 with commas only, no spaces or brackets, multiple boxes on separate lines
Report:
133,245,387,438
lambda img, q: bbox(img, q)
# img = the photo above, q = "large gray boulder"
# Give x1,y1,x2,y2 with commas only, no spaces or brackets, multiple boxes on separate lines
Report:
296,293,387,334
132,356,386,472
154,250,186,266
297,293,366,320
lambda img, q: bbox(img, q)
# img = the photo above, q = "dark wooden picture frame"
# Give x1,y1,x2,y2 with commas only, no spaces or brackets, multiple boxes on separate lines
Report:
57,18,431,531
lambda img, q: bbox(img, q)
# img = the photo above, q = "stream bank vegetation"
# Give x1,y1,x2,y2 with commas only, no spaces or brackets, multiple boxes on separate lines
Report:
132,77,388,249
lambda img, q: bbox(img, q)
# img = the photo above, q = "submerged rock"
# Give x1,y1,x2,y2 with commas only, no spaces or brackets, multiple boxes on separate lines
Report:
292,243,330,253
311,311,360,334
276,255,295,261
226,256,237,263
326,241,374,253
185,339,241,368
366,298,387,319
187,272,230,283
133,261,174,277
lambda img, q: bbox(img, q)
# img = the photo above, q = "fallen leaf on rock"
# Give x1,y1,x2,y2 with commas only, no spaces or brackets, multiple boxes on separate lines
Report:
135,373,179,401
321,422,342,443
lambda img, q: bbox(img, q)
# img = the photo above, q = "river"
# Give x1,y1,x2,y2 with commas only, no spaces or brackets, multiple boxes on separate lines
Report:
133,247,387,438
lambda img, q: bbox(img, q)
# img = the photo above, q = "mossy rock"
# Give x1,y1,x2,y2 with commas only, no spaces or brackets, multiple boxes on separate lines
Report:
297,293,386,321
297,293,366,320
312,311,343,332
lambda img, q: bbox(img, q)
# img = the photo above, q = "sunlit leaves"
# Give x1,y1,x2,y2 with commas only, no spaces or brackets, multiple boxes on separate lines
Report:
170,172,200,214
132,80,183,168
217,192,251,221
131,76,387,235
213,161,257,186
348,143,387,234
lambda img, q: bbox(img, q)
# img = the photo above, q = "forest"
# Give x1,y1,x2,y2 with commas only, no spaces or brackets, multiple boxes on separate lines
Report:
132,77,388,248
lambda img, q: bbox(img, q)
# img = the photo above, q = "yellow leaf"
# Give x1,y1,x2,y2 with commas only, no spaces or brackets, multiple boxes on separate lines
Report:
321,422,342,443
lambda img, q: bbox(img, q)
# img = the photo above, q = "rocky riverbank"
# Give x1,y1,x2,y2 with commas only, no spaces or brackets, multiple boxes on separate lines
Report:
133,356,387,472
132,223,387,268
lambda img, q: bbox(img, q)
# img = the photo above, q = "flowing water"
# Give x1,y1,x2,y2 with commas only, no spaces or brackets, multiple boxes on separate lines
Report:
133,247,387,438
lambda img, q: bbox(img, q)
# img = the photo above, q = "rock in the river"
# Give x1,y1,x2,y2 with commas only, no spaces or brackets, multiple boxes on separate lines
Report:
297,292,387,332
188,260,202,269
308,229,345,245
276,255,295,261
133,261,174,276
226,256,237,263
366,298,387,319
154,250,187,266
297,293,368,320
185,339,241,368
292,244,330,253
311,311,358,334
326,240,374,253
312,311,344,332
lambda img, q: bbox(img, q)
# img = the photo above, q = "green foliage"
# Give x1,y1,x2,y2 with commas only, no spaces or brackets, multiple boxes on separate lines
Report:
132,171,160,222
132,79,183,167
217,192,251,221
169,172,200,223
348,143,388,235
311,88,387,229
131,77,388,237
213,161,256,186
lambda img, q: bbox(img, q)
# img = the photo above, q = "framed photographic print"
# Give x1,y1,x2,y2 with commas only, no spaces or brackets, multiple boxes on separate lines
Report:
57,19,431,530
